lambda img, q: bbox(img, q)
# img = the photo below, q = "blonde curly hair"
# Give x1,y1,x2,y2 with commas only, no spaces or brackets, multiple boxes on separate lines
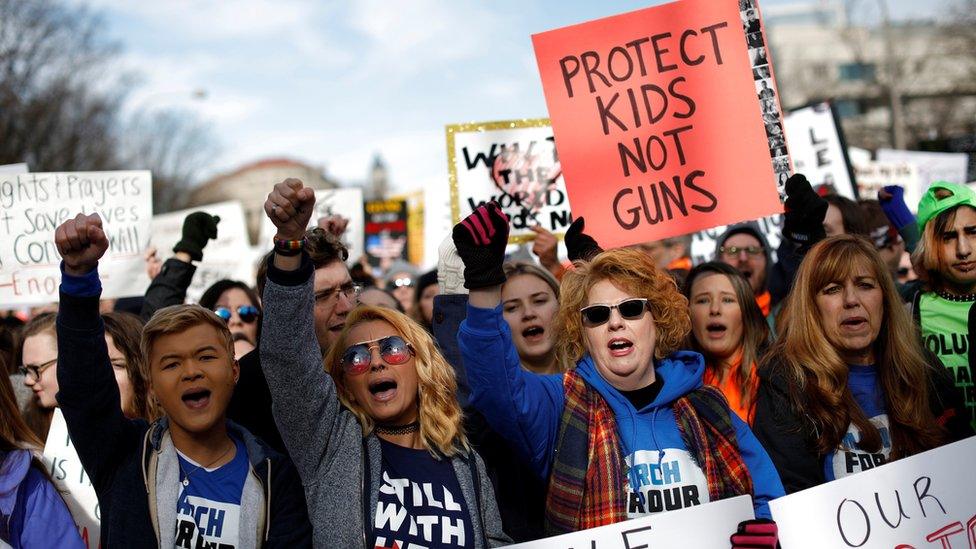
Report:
555,247,691,367
323,305,469,458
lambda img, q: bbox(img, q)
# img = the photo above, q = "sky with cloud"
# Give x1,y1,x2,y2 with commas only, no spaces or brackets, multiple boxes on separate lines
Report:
87,0,942,195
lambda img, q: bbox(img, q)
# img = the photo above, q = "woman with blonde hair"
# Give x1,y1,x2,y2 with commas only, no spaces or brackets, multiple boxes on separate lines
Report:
260,179,508,548
454,203,783,546
753,235,972,494
683,262,770,424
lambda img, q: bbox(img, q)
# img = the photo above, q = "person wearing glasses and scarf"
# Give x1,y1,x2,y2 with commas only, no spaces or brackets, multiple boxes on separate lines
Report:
259,179,508,548
455,203,784,547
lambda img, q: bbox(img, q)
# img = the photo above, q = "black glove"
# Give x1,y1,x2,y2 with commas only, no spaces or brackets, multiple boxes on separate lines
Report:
452,202,510,289
782,174,827,247
173,212,220,261
730,518,779,549
565,217,603,262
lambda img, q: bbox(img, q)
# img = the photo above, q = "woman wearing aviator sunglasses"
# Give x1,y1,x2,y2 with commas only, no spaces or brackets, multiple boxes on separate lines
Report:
199,280,262,358
259,178,508,548
455,203,784,545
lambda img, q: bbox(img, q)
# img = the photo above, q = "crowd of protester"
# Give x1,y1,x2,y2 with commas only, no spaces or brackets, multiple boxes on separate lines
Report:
0,173,973,548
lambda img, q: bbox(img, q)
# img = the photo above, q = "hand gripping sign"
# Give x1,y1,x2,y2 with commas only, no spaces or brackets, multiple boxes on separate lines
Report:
532,0,788,249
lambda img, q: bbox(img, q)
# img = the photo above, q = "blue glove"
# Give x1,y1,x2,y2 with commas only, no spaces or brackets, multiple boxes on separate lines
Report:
878,185,915,230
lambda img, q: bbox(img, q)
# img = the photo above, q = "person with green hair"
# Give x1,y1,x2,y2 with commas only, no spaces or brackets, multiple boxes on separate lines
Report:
909,181,976,430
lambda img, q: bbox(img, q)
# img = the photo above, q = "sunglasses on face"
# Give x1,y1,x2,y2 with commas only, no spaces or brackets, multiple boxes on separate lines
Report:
579,298,650,327
339,335,414,375
392,277,414,289
214,305,260,324
19,358,57,381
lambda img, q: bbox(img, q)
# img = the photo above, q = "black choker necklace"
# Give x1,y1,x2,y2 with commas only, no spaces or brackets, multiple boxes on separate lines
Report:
935,290,976,302
374,421,420,435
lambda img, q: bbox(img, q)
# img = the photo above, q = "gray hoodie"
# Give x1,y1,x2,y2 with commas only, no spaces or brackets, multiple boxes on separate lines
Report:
260,263,509,548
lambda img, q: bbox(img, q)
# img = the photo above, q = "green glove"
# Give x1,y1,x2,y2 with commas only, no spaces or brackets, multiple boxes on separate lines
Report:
173,212,220,261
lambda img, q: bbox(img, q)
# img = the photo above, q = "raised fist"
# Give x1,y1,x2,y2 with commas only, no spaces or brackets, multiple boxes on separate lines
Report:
317,214,349,238
264,178,316,241
530,225,559,270
55,213,109,276
451,202,510,290
173,212,220,261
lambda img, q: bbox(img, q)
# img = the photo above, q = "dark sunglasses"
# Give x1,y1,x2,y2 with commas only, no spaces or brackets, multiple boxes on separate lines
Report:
580,298,650,327
339,335,414,375
214,305,260,324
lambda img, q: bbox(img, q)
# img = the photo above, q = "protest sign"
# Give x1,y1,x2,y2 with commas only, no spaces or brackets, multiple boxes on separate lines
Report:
149,201,254,303
877,149,969,188
853,161,922,211
532,0,787,249
771,437,976,549
259,187,364,263
364,198,409,272
42,408,100,549
784,102,857,199
0,162,28,174
446,119,573,243
508,495,753,548
423,182,454,269
0,171,152,306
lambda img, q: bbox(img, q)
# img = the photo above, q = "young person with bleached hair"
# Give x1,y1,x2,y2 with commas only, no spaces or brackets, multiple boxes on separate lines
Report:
52,212,311,548
455,203,784,548
259,178,508,548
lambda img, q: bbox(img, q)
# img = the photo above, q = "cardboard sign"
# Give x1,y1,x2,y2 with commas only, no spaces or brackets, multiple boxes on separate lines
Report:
853,161,922,211
364,198,409,272
532,0,786,249
447,119,573,243
877,149,969,189
259,187,365,263
42,409,101,549
149,201,254,303
784,102,857,199
508,495,753,548
770,437,976,549
0,171,153,306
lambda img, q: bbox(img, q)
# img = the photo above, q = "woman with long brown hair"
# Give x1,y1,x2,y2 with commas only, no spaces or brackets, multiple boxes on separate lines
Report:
753,235,972,493
683,262,770,424
0,367,84,547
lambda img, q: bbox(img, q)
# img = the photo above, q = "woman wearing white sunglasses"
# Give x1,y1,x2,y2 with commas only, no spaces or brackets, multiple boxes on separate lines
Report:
454,204,784,547
259,179,508,548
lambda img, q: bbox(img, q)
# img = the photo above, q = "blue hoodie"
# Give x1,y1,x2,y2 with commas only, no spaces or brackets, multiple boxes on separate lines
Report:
459,304,784,519
0,449,85,549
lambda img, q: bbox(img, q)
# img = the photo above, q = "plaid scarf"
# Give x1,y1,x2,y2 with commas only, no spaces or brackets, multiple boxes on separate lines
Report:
545,373,753,535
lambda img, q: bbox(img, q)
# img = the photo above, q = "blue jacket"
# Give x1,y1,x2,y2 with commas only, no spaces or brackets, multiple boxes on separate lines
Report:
458,303,784,519
55,267,312,547
0,449,85,549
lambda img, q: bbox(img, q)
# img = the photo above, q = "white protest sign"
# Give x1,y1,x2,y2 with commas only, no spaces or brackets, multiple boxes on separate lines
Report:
0,171,152,306
447,119,573,244
784,102,857,199
877,149,969,188
508,495,753,548
149,201,254,303
691,215,783,266
259,187,364,263
771,437,976,549
0,163,28,174
847,147,872,167
853,161,923,211
42,408,100,549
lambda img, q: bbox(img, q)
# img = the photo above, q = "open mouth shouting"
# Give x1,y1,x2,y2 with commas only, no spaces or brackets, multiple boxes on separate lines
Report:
368,377,398,402
181,387,212,410
840,316,869,332
608,337,634,357
705,322,728,339
522,325,546,343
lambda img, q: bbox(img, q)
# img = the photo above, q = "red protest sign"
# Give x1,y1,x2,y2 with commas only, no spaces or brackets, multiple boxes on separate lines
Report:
532,0,787,249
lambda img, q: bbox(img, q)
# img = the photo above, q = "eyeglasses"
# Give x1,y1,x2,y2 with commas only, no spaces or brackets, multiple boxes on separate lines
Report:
19,358,58,381
214,305,260,324
339,335,414,375
315,282,363,304
579,298,650,327
391,277,413,289
720,245,764,257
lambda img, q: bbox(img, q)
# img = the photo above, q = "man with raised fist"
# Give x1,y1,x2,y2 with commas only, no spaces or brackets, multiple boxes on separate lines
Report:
53,213,311,548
